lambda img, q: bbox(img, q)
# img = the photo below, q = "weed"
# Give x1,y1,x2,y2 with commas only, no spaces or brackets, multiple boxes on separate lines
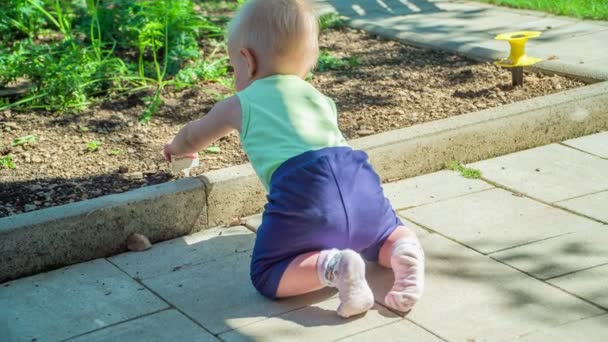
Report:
109,148,122,155
319,13,345,31
85,140,102,152
445,161,481,179
204,146,221,154
11,134,37,147
317,51,360,72
0,155,17,169
175,56,229,88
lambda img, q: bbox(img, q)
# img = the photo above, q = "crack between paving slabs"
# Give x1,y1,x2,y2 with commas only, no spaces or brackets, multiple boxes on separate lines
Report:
552,188,608,203
490,256,608,312
332,318,449,342
486,231,577,255
479,177,608,225
398,215,492,256
557,142,608,161
390,185,497,212
514,312,608,340
104,258,219,339
57,307,171,342
543,261,608,282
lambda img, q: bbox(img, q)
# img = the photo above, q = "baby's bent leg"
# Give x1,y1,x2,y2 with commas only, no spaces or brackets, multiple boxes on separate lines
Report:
378,226,425,313
276,249,374,318
275,251,324,297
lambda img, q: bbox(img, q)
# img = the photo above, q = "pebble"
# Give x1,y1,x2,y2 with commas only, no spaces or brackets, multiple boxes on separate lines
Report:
24,204,37,212
357,129,375,136
127,233,152,251
32,156,43,163
123,171,143,180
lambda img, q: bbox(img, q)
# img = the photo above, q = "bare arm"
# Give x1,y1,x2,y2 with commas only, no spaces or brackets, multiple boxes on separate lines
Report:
163,95,241,161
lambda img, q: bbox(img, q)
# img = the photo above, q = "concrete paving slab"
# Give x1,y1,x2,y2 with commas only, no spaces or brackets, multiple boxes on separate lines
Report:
365,231,604,341
109,226,254,280
556,191,608,223
219,298,400,342
528,30,608,66
0,259,168,342
517,314,608,342
491,229,608,280
549,264,608,309
400,188,603,254
316,0,608,73
382,170,493,210
563,131,608,158
338,320,443,342
470,144,608,203
142,252,336,335
67,310,218,342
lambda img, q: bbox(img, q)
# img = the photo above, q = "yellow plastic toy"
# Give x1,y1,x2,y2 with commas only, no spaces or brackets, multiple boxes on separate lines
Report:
495,31,542,86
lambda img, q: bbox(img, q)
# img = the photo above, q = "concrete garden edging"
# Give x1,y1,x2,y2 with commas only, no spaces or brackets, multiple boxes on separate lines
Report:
2,80,608,283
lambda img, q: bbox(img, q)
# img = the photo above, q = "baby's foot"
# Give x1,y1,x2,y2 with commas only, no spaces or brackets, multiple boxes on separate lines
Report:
384,239,425,313
335,250,374,318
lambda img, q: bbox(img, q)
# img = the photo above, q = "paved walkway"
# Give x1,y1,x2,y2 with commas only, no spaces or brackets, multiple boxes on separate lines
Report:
2,131,607,341
314,0,608,75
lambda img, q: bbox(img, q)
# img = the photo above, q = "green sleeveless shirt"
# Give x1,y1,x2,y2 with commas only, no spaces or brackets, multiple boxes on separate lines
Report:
236,74,348,190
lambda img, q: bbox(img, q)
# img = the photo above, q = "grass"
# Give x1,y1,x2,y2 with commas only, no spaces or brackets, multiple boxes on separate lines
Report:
476,0,608,20
445,161,482,179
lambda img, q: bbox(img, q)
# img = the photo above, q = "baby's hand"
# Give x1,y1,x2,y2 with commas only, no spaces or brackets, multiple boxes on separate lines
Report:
162,142,175,162
162,140,197,163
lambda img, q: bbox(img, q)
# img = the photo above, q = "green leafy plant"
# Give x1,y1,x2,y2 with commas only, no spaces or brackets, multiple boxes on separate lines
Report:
85,140,102,152
109,148,122,155
203,146,221,154
317,51,360,72
0,155,17,169
0,0,230,120
11,134,37,147
319,13,345,30
445,161,481,179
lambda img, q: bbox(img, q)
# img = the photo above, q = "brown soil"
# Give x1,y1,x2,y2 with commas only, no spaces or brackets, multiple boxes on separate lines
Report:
0,27,584,218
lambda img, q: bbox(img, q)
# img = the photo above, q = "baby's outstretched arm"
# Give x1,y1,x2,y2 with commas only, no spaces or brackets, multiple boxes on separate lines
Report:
163,96,241,161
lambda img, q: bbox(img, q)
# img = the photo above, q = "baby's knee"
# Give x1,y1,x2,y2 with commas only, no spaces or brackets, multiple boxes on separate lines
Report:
250,269,278,300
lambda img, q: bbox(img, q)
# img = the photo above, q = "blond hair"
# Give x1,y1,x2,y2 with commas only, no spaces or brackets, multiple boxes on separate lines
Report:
228,0,319,64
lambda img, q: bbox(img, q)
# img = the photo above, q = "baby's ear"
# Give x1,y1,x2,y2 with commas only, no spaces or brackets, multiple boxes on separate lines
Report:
240,48,257,78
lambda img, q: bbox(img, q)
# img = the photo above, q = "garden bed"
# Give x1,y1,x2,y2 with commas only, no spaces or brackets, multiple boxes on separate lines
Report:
0,27,584,218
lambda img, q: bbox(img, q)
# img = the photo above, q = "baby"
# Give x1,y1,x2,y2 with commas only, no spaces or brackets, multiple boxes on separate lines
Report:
163,0,425,318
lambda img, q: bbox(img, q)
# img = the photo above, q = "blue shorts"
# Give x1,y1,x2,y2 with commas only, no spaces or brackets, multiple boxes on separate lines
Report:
250,147,402,299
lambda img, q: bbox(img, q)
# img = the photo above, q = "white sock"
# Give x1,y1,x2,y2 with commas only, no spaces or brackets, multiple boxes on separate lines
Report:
384,239,425,313
318,249,374,318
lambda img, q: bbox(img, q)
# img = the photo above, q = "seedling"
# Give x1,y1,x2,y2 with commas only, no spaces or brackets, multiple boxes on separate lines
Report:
0,155,16,169
445,161,481,179
11,134,37,147
109,148,122,156
85,140,102,152
204,146,221,154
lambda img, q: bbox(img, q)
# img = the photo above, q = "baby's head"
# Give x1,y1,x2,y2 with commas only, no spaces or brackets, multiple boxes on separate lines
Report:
227,0,319,90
